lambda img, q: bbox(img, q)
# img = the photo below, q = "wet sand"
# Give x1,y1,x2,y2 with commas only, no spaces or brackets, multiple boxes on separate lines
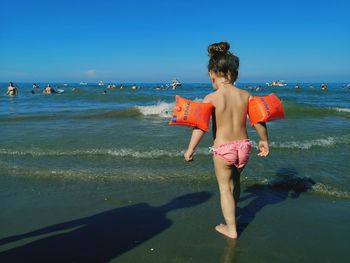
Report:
0,174,349,263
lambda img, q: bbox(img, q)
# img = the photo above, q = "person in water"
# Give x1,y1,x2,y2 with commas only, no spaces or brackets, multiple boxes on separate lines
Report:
184,41,269,239
7,82,18,96
43,84,56,94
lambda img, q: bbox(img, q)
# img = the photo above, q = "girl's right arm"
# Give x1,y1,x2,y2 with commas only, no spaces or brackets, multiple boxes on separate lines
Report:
184,128,205,161
253,122,269,157
184,93,214,162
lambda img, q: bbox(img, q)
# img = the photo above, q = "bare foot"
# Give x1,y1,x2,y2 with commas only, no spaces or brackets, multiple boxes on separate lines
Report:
215,224,237,239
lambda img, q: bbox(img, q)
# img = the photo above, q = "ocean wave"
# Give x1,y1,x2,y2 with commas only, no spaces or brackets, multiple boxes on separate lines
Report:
135,98,205,118
1,135,348,159
269,137,337,150
333,107,350,113
0,108,141,122
251,136,350,150
3,161,349,199
242,176,350,199
135,100,350,120
106,149,182,158
3,100,348,123
284,102,350,118
135,101,174,118
312,182,350,198
0,147,211,158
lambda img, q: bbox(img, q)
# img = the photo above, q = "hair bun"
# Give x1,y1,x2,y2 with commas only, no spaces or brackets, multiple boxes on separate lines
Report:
208,41,230,56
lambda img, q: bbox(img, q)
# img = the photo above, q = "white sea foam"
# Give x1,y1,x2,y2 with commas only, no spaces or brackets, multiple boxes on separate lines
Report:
106,149,182,158
193,97,203,102
135,98,205,118
270,137,337,150
0,147,211,158
241,176,350,199
333,107,350,113
251,136,349,150
136,101,174,118
312,182,350,198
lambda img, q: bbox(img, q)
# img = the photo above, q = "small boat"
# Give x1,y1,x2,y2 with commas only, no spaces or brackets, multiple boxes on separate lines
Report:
170,78,182,90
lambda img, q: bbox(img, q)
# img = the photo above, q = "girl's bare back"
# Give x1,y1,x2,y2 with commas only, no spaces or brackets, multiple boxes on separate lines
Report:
206,85,250,146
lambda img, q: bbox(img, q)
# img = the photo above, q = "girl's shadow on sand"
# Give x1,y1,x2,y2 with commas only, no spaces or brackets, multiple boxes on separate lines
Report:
0,191,212,262
236,167,316,236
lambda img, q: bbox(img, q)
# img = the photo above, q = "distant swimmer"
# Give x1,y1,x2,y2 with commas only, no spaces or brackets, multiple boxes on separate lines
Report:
31,90,35,94
6,82,18,96
321,83,327,91
120,84,124,89
43,84,56,94
32,83,39,89
103,90,107,94
131,85,139,90
295,84,300,89
56,85,65,93
255,85,262,91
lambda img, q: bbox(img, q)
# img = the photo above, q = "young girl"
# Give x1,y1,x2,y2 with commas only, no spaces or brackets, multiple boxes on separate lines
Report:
184,41,269,239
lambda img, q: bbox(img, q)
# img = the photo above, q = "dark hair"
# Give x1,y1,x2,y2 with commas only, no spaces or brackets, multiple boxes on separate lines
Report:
208,41,239,83
9,82,14,86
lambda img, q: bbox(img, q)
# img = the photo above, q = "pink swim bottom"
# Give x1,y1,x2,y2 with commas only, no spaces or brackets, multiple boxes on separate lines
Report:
211,139,252,168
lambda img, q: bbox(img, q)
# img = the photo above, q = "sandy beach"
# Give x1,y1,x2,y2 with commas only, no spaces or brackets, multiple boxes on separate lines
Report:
1,174,349,262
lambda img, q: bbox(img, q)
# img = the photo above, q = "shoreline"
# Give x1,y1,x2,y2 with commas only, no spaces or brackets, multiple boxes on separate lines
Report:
1,174,349,262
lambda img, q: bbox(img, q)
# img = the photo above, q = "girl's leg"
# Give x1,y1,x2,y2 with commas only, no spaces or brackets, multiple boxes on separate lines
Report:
213,156,241,239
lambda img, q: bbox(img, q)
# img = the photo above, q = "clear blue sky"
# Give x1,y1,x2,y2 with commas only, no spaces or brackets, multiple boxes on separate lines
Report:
1,0,349,83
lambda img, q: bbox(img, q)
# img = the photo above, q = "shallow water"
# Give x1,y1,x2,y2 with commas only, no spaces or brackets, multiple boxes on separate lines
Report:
0,176,348,262
1,82,349,195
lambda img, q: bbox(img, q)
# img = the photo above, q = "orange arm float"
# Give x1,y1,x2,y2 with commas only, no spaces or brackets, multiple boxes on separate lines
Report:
169,95,213,131
248,93,285,125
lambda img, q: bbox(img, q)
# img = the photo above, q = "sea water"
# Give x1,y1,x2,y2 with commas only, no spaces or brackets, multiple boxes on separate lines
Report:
1,82,349,195
0,82,349,262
